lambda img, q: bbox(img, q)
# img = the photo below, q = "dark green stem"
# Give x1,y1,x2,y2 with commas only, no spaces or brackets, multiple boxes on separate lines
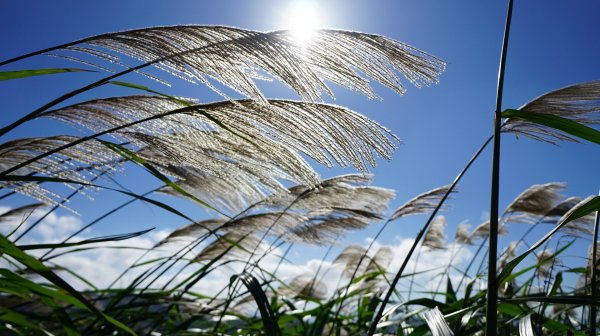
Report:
487,1,513,335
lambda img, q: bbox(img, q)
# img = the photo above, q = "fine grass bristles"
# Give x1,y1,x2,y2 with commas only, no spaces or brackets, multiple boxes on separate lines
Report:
423,215,447,250
194,232,262,262
155,218,227,246
390,185,452,220
505,81,600,144
333,244,369,277
287,207,382,245
505,182,566,216
365,246,393,276
498,241,519,270
0,203,46,225
541,196,583,224
470,219,508,240
454,220,472,245
535,249,556,278
44,26,445,101
278,274,328,300
0,136,121,206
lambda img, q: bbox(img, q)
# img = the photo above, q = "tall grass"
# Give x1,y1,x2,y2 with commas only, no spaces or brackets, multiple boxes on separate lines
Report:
1,7,600,336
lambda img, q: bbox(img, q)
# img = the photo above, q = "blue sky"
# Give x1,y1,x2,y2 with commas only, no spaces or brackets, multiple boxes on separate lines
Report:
1,1,600,289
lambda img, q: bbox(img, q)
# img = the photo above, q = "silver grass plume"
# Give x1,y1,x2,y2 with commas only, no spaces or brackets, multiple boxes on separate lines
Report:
557,196,595,237
278,274,328,300
504,81,600,144
155,218,227,246
505,182,566,216
264,174,395,215
543,196,582,219
42,97,399,173
423,215,447,250
0,203,46,225
454,220,472,245
333,244,368,277
422,306,454,336
0,136,120,207
498,241,519,270
390,185,452,221
535,249,556,278
194,232,262,262
543,196,593,236
365,246,393,276
470,219,509,241
54,26,445,101
286,207,383,245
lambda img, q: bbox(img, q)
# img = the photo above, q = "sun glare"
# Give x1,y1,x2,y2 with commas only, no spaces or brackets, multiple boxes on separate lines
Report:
287,1,320,46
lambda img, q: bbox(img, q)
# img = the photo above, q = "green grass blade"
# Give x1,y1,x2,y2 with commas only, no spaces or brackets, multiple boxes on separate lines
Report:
17,228,154,250
503,109,600,145
0,68,94,81
233,273,281,336
498,196,600,285
0,235,136,335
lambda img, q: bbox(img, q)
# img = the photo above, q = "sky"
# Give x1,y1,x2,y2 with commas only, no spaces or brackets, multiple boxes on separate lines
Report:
1,0,600,294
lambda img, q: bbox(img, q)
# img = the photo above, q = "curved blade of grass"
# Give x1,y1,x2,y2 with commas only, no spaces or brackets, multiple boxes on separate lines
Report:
503,109,600,145
17,228,154,250
498,196,600,285
0,307,54,335
231,272,281,336
0,68,94,81
0,235,136,335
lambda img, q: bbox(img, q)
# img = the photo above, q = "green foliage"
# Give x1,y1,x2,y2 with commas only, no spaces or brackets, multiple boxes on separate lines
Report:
0,11,599,336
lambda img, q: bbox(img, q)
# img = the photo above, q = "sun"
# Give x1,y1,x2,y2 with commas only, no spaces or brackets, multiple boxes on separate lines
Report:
286,1,321,46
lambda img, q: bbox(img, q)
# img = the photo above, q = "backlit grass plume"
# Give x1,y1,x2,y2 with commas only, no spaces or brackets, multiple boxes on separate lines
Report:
504,81,600,144
26,26,445,102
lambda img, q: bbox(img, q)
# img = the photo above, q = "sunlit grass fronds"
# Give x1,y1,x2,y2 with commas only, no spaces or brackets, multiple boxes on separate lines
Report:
498,241,519,270
43,26,444,101
504,81,600,144
542,196,583,222
334,244,369,277
274,29,446,98
423,215,447,250
278,274,328,300
194,232,262,262
287,207,382,244
556,196,595,236
470,219,508,240
0,203,46,225
0,136,120,206
454,220,472,245
365,246,392,275
390,185,452,220
535,249,556,278
155,219,227,246
505,182,566,216
265,175,395,215
43,95,399,178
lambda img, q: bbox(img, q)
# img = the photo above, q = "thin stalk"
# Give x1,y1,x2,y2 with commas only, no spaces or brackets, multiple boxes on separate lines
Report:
366,134,492,336
487,1,513,335
590,190,600,336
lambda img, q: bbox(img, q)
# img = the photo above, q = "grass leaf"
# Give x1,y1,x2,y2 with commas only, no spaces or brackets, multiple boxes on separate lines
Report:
0,68,94,81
